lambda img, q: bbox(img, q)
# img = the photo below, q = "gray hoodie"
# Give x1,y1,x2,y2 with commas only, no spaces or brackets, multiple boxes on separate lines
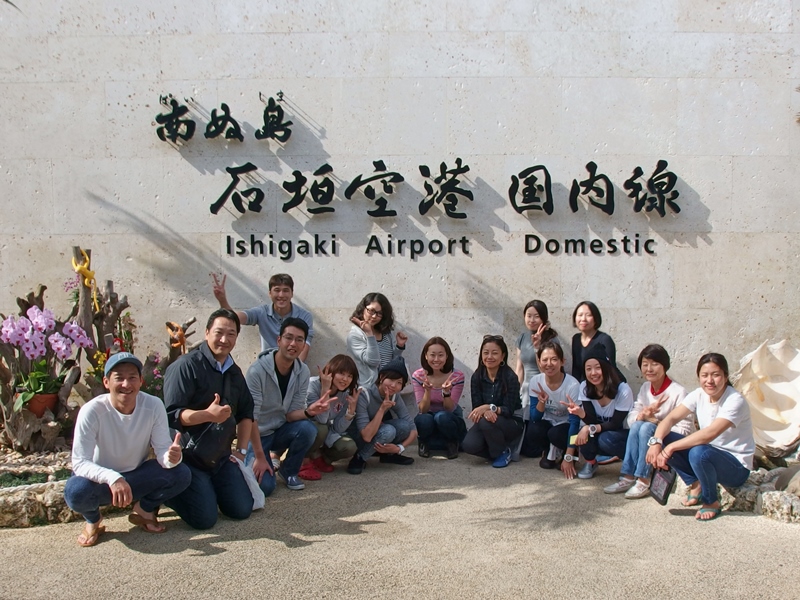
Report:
246,349,310,437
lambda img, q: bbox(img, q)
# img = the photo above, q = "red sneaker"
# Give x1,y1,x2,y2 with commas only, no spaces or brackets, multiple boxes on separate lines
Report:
312,456,334,473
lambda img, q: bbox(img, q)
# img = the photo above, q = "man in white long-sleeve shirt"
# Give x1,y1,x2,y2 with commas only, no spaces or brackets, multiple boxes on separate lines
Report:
64,352,191,547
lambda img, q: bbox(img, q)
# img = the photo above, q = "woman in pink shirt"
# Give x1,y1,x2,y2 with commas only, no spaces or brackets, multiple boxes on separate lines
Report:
412,337,466,460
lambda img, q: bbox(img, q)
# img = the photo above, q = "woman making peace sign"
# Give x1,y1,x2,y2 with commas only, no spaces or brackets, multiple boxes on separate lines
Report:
520,340,580,469
412,337,467,460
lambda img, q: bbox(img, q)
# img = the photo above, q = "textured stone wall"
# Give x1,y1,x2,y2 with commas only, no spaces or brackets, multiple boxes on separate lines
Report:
1,1,799,401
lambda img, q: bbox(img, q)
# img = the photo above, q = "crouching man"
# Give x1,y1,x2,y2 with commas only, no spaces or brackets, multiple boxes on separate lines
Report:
246,318,329,493
163,309,258,530
64,352,191,547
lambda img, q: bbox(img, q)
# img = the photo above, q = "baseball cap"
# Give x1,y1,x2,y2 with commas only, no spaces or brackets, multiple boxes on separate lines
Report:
104,352,143,377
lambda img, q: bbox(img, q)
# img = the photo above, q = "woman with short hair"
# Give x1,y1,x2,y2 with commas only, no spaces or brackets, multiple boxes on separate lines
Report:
520,340,581,468
603,344,693,498
347,357,417,475
570,301,625,383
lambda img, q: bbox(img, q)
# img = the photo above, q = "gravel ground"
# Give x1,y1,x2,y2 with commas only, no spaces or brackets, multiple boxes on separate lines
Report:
0,451,797,600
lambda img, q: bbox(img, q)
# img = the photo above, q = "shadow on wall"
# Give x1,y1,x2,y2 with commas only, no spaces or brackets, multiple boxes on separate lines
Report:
83,191,336,356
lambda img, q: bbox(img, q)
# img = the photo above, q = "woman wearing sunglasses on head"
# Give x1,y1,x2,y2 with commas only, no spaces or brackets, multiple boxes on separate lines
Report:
347,293,408,389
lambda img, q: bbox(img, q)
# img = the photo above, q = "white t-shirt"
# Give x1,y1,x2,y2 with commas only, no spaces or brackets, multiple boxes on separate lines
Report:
578,381,634,426
681,386,755,469
71,392,179,485
528,373,581,426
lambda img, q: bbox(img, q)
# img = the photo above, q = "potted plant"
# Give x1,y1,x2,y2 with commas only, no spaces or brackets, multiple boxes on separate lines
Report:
1,306,92,417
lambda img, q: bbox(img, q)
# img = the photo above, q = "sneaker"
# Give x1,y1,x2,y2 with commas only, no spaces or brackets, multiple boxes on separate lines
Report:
604,478,636,494
277,470,305,490
546,444,563,463
347,454,367,475
379,453,414,465
577,461,598,479
446,441,459,460
418,440,430,458
311,455,334,473
596,455,620,465
625,480,651,499
492,448,512,468
539,457,556,470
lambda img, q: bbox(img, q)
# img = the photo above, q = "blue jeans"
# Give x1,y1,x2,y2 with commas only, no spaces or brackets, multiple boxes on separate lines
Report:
165,457,253,530
64,459,191,524
621,420,657,480
665,432,751,505
352,418,414,459
247,419,317,496
579,429,629,461
414,407,467,449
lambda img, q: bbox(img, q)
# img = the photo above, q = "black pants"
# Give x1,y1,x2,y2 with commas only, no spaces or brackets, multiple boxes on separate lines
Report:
462,416,523,460
520,420,570,458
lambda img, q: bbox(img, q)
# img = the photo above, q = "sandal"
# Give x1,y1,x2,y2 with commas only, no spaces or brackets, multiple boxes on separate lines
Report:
77,523,106,547
696,507,722,521
682,490,702,507
128,512,167,534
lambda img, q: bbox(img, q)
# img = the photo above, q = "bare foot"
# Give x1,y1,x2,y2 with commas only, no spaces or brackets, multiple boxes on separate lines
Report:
129,502,166,533
682,485,703,507
695,503,722,521
77,520,105,547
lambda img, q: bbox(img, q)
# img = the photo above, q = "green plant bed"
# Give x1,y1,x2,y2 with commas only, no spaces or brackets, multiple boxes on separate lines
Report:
0,468,71,489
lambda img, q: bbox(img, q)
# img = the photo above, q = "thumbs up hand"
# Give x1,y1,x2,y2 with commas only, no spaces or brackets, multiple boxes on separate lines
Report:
206,393,232,423
168,432,183,464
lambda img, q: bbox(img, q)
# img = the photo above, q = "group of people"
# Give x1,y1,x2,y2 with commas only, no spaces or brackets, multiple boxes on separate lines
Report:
64,276,756,546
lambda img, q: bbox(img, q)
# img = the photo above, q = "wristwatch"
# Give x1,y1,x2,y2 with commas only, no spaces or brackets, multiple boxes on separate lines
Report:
397,444,405,454
588,424,598,437
647,436,663,447
563,454,577,463
489,404,497,413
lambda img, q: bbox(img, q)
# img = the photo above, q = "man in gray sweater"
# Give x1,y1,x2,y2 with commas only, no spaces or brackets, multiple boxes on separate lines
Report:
245,318,328,492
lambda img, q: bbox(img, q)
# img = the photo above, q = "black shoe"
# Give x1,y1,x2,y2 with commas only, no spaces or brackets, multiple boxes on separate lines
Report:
446,441,459,460
379,453,415,465
347,454,367,474
539,457,556,469
418,441,430,458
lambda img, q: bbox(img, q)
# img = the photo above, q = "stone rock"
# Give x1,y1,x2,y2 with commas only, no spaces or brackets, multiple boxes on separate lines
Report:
758,491,800,523
0,481,79,528
786,472,800,496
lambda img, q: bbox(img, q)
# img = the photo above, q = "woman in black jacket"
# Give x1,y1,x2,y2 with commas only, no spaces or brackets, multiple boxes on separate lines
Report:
462,335,522,468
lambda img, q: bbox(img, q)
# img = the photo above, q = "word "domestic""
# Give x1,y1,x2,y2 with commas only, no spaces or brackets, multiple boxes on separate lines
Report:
525,234,656,256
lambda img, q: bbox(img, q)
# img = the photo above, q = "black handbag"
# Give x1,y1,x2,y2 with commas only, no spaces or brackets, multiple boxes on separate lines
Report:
650,466,678,506
183,376,237,471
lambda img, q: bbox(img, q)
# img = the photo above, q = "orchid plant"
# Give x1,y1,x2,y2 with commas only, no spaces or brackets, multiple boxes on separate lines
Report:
0,306,92,412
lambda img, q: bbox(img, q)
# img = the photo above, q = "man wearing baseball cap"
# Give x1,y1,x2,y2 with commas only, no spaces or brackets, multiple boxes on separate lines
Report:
64,352,191,547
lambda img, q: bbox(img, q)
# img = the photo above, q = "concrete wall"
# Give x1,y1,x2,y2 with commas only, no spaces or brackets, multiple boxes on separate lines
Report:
1,0,799,400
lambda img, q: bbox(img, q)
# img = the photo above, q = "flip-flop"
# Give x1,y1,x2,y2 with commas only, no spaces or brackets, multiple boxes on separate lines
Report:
682,491,702,507
77,524,106,547
696,507,721,521
128,512,167,534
